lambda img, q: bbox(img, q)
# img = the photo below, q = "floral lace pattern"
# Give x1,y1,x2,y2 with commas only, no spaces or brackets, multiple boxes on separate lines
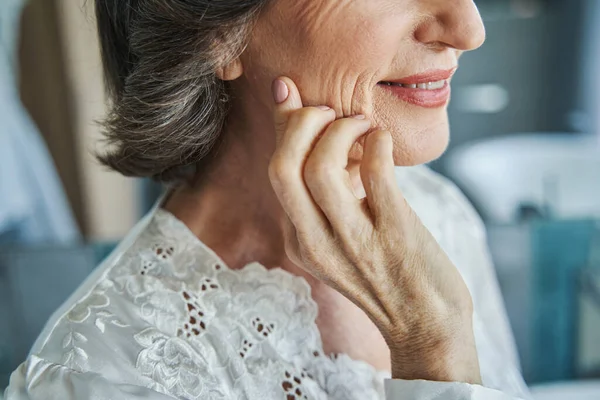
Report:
134,328,226,399
12,165,529,400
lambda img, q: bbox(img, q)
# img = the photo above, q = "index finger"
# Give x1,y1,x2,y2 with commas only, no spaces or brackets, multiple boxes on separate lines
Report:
269,77,336,239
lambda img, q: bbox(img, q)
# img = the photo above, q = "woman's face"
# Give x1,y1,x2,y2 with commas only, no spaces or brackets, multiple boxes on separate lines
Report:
238,0,485,165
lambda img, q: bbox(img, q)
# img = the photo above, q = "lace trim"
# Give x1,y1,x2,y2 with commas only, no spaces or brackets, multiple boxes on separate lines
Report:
150,208,390,386
28,165,529,399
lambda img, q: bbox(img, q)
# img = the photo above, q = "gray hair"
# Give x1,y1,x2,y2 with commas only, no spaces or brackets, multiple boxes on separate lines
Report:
95,0,271,182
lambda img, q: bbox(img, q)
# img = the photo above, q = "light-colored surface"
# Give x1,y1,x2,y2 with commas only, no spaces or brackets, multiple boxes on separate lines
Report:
54,0,137,240
4,166,530,399
530,381,600,400
444,133,600,223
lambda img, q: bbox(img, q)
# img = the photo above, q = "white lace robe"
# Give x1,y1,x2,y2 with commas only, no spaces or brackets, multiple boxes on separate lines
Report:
5,166,531,399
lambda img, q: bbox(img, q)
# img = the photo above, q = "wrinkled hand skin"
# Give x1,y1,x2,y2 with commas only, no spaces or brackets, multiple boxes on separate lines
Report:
269,77,482,384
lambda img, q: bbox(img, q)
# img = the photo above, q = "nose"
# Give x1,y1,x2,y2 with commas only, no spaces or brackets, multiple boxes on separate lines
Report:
414,0,486,52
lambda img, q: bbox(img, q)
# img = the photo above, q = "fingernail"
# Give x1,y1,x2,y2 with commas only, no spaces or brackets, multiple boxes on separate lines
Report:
272,79,289,104
352,114,366,120
317,105,331,111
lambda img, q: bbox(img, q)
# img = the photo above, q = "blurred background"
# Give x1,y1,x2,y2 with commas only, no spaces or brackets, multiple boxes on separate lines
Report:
1,0,599,398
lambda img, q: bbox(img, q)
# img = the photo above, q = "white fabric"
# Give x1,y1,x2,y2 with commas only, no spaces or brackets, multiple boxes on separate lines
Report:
5,165,530,399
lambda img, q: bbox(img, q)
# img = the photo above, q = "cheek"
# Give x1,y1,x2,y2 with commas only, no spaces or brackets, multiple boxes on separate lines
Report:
255,2,405,92
341,18,416,114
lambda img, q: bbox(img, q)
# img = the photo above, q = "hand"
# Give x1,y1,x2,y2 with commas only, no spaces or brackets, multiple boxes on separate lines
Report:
268,77,481,384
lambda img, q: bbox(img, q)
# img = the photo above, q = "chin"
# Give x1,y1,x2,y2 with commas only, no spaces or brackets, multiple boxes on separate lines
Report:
368,102,451,166
389,122,450,167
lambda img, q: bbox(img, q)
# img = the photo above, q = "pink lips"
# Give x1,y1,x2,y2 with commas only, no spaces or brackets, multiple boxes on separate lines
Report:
379,68,456,109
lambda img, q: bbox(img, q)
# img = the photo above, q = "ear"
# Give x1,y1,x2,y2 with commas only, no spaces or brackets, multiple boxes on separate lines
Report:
216,58,244,81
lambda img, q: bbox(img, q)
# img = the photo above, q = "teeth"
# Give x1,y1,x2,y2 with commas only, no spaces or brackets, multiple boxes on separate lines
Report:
427,80,446,90
381,80,446,90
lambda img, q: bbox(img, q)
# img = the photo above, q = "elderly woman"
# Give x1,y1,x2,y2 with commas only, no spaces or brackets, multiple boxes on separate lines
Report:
6,1,530,399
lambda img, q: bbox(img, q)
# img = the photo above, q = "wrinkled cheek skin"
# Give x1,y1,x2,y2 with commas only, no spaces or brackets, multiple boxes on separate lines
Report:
246,0,452,166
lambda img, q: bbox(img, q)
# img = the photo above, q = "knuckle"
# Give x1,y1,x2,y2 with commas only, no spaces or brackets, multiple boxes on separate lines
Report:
268,156,293,185
289,107,322,126
274,117,288,134
328,117,358,132
303,157,320,180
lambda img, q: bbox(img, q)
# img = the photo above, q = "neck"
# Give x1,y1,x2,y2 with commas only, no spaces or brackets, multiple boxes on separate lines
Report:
164,112,288,271
163,92,391,371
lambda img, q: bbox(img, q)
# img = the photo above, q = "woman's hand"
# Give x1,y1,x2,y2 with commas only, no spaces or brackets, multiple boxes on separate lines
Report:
268,77,481,384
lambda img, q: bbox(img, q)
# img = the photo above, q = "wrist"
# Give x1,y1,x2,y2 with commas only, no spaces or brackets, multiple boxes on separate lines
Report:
387,316,482,384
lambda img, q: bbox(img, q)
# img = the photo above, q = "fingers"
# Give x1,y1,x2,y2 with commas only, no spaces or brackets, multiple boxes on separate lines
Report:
270,77,396,246
309,116,372,172
278,107,337,168
269,78,336,237
304,116,373,229
360,130,404,227
272,77,304,143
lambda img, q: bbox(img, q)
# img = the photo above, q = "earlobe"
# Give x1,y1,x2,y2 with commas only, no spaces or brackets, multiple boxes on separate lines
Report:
216,58,244,81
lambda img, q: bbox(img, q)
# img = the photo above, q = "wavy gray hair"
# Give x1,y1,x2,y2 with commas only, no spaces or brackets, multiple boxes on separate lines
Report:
95,0,270,182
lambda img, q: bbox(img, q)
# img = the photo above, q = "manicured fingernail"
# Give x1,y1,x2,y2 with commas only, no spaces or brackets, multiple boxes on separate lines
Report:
352,114,366,120
317,105,331,111
272,79,289,104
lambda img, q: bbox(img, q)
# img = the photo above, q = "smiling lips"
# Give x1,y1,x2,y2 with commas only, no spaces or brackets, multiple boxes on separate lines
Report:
379,68,456,108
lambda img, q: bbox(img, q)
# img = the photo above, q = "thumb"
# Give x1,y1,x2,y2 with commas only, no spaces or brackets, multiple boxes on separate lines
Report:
272,76,303,139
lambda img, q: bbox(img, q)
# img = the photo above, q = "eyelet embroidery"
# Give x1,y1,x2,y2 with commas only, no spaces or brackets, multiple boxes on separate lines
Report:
49,206,423,399
239,339,254,359
199,277,219,292
152,244,175,260
177,291,208,338
140,259,157,276
281,370,309,400
251,317,275,338
25,165,527,399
